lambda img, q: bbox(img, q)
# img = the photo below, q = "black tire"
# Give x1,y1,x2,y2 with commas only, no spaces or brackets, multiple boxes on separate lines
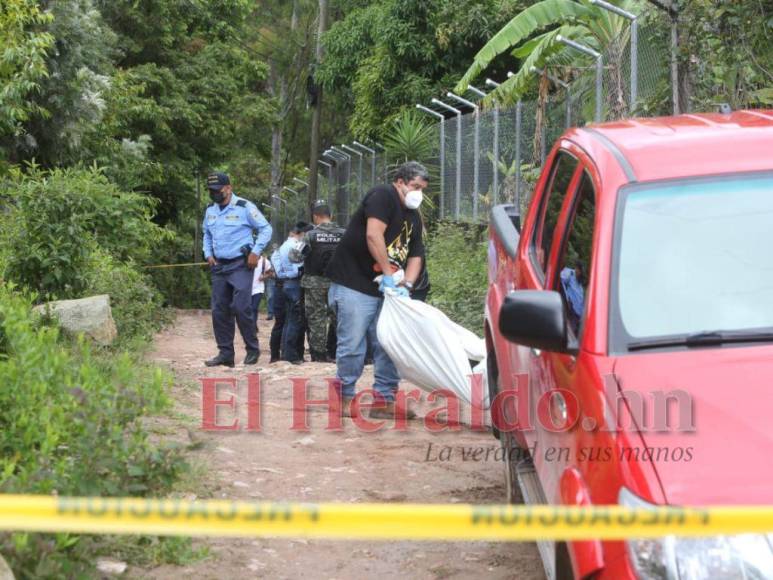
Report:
502,430,521,504
555,541,576,580
486,345,501,440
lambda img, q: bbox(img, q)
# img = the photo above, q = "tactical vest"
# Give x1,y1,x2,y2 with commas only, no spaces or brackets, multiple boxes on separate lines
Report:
304,223,346,277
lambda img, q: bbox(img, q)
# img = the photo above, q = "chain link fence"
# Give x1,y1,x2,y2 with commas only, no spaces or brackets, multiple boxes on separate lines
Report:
283,17,672,233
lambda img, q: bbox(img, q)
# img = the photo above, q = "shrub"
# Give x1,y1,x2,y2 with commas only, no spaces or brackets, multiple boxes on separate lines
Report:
84,248,170,341
425,221,487,335
147,226,211,309
1,165,171,300
0,283,186,576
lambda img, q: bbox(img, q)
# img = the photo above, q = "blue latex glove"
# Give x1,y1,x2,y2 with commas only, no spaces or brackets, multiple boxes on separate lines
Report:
379,274,410,297
378,274,397,293
393,286,410,298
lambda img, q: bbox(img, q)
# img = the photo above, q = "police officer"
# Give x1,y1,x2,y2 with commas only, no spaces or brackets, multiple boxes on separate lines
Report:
269,224,305,364
298,201,345,362
202,172,272,367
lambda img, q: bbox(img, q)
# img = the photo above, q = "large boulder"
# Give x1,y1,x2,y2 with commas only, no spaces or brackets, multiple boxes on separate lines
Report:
0,554,14,580
34,294,118,345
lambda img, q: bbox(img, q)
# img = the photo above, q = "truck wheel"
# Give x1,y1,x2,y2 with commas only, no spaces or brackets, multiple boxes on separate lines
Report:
555,542,576,580
486,346,500,440
502,431,521,504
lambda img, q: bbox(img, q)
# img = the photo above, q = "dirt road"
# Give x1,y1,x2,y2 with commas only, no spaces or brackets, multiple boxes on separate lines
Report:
137,310,544,579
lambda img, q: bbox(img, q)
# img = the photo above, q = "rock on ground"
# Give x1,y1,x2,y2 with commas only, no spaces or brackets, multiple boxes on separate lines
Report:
33,294,118,345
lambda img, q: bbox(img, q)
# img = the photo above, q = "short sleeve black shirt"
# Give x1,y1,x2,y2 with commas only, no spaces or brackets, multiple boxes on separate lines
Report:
326,184,425,296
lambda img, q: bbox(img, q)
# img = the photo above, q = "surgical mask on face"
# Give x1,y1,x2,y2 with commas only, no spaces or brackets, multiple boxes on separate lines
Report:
209,189,225,204
405,190,423,210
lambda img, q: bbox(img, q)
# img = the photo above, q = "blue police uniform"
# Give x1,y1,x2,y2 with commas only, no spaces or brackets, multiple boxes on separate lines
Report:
203,193,272,361
269,237,304,362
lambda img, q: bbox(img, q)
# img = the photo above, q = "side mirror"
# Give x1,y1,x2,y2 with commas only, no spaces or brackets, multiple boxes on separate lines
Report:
498,290,577,354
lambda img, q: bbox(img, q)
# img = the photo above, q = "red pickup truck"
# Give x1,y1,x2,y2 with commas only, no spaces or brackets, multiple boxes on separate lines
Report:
485,110,773,580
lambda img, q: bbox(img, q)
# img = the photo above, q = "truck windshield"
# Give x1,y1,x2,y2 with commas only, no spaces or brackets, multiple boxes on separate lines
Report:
612,172,773,349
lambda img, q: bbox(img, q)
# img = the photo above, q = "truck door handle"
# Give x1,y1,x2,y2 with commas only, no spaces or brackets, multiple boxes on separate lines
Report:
531,348,542,357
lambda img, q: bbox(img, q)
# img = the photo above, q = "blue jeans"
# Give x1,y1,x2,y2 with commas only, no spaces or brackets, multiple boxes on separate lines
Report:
270,280,302,362
328,283,400,402
265,278,276,317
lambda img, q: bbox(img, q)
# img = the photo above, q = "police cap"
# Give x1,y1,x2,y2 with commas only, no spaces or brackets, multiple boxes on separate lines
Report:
207,172,230,191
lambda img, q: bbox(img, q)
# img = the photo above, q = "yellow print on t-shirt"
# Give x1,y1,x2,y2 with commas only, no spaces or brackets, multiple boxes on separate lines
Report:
386,220,413,267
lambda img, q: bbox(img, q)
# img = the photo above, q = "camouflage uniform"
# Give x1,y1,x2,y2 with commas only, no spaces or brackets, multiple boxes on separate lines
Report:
300,221,345,361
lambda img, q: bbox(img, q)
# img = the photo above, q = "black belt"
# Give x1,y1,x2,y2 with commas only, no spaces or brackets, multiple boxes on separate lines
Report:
276,277,300,284
215,256,245,264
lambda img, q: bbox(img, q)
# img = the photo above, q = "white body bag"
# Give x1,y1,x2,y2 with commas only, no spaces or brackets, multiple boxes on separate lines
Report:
376,292,489,409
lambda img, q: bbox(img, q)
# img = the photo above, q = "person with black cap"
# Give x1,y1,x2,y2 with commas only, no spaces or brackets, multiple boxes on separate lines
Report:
269,222,308,364
297,200,346,362
202,172,272,367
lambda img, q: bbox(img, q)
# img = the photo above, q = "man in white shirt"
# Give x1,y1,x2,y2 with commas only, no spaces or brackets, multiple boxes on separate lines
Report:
251,255,273,333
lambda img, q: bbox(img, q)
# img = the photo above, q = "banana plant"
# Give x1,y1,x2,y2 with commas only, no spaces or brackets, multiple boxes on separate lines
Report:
456,0,640,120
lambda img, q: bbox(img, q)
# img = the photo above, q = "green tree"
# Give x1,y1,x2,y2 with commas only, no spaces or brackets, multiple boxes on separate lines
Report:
456,0,640,118
85,0,275,222
318,0,524,137
10,0,118,166
0,0,53,147
679,0,773,111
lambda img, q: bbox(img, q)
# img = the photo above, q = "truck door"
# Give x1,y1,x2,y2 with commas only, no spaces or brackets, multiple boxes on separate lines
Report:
538,170,598,503
510,150,581,454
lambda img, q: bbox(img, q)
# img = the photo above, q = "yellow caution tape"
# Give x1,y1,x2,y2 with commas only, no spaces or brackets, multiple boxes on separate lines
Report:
0,496,772,541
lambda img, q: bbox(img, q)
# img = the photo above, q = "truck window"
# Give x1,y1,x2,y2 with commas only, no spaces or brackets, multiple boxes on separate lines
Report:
530,152,579,276
555,172,596,338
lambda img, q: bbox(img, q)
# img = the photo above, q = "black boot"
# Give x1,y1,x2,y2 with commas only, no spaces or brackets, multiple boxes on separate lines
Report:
244,350,260,365
205,354,235,368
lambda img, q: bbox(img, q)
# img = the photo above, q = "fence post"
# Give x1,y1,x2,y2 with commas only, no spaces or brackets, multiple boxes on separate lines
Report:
557,36,602,122
493,106,500,205
485,79,502,207
515,100,522,212
596,56,603,121
541,109,547,165
590,0,638,114
447,92,480,221
342,145,363,202
345,158,352,221
331,147,352,222
432,98,463,220
323,151,342,222
631,18,638,112
369,141,386,182
353,141,376,188
416,104,446,219
318,160,333,201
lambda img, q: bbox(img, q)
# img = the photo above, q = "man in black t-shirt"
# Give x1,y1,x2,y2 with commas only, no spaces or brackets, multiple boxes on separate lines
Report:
326,161,429,419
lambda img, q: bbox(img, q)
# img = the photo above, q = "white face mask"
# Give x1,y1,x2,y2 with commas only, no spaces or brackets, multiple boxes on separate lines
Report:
405,189,423,210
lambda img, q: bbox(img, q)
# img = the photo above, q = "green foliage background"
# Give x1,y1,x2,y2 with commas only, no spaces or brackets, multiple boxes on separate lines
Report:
425,222,488,335
0,285,186,577
0,0,770,574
